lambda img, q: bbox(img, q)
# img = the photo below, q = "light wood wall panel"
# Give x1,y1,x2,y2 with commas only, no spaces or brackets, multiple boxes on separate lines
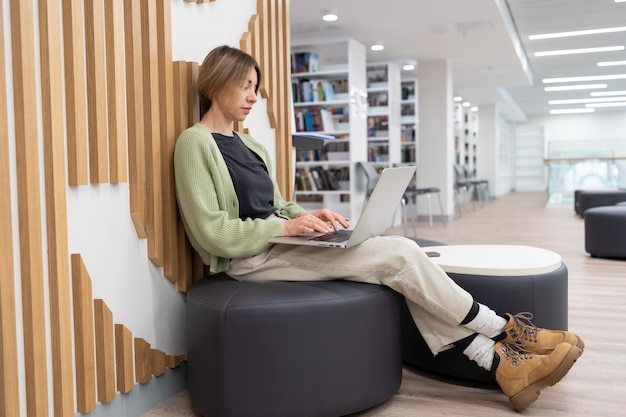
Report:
94,300,116,403
0,2,19,415
172,61,194,293
61,0,89,186
3,1,294,414
38,0,75,415
134,338,152,384
124,0,148,239
71,254,97,414
84,0,109,183
151,349,166,377
140,0,164,266
9,1,50,415
157,0,178,282
104,0,128,183
114,324,134,394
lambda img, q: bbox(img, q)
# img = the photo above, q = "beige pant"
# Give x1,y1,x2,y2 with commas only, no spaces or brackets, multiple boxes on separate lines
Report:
227,234,475,354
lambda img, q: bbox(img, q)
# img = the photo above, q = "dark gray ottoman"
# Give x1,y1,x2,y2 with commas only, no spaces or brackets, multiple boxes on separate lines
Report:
187,275,403,417
401,245,568,385
577,189,626,216
585,205,626,259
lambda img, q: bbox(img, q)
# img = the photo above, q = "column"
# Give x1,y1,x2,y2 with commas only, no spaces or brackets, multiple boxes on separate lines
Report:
417,59,454,221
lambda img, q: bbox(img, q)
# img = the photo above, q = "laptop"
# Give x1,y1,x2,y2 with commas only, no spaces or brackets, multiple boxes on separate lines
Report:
268,165,416,248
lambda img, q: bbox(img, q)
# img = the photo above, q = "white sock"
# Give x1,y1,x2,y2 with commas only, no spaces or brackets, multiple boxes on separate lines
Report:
463,303,508,338
463,334,496,371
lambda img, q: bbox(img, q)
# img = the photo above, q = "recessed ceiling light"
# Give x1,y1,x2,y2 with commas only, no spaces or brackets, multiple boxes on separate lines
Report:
586,101,626,107
370,43,384,51
597,60,626,66
543,74,626,83
550,108,595,114
534,46,625,57
462,101,471,107
529,26,626,40
591,90,626,96
470,107,478,112
453,96,463,102
322,11,338,22
544,84,607,92
402,63,415,71
548,96,626,105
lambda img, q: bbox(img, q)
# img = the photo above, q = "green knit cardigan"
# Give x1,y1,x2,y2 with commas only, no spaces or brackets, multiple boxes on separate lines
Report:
173,123,305,273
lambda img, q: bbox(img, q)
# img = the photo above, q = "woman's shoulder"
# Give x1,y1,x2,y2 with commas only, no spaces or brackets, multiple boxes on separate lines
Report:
176,124,215,149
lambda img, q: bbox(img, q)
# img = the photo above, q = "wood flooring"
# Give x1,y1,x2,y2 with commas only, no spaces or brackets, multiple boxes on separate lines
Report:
143,192,626,417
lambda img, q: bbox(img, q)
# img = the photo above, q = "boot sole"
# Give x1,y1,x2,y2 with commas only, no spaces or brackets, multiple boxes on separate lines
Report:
509,345,582,412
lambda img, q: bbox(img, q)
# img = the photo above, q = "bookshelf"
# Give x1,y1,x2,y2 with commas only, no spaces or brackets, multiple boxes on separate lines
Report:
400,78,418,163
366,62,401,167
291,39,368,221
454,102,479,176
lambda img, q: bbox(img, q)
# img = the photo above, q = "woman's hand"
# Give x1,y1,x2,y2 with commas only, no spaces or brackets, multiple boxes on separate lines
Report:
281,209,350,236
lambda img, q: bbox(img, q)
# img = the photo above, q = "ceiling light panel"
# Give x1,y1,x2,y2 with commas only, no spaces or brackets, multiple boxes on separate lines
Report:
534,46,625,57
529,26,626,40
544,84,607,91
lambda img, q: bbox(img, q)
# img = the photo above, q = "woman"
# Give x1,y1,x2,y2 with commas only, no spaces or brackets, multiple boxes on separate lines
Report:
174,45,583,412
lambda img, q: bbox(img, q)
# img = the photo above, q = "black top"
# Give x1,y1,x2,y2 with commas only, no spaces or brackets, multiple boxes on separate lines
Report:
213,133,276,220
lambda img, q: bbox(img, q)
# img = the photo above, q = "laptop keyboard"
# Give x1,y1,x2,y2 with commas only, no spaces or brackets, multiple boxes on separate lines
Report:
308,229,352,243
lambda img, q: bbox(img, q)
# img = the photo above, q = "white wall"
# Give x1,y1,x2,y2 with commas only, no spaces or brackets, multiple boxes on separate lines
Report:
523,111,626,153
5,1,273,415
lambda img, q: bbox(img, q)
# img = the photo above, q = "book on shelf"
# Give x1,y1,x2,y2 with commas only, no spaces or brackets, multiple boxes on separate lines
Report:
294,107,341,133
291,79,347,103
291,52,319,73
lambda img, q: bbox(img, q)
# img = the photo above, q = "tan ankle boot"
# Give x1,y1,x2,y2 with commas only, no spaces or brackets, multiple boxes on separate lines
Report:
499,312,585,354
493,342,581,412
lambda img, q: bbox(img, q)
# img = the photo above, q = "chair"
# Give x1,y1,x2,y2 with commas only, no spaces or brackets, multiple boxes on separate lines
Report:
463,165,490,204
359,162,444,237
453,164,474,215
395,163,445,231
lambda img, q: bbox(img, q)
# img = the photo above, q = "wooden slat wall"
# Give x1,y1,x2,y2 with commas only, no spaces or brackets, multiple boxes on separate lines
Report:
9,1,50,416
124,0,148,239
71,254,97,414
141,0,164,266
114,324,134,394
94,299,116,403
61,0,89,186
38,0,75,415
0,2,19,415
157,0,178,282
2,0,293,414
134,338,152,384
84,0,109,183
104,0,128,183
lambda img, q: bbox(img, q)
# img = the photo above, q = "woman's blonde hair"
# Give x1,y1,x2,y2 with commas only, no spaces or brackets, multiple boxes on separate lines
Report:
197,45,261,116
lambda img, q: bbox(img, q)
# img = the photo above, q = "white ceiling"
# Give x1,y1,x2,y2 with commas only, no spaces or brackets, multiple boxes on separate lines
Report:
289,0,626,121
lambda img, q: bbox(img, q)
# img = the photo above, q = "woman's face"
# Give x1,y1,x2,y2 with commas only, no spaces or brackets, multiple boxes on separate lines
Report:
215,66,258,122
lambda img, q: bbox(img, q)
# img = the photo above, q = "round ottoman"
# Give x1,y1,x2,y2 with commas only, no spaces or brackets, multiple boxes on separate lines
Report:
577,189,626,216
187,274,403,417
402,245,568,385
585,205,626,259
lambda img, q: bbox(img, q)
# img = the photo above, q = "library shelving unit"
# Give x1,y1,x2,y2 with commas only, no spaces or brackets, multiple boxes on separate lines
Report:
290,39,368,221
366,62,401,168
453,102,479,176
400,78,418,164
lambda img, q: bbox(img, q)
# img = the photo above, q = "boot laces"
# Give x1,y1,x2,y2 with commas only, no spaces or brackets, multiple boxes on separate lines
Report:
499,343,535,366
509,312,539,344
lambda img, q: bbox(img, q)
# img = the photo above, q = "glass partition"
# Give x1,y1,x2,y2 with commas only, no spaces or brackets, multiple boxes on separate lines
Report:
545,140,626,205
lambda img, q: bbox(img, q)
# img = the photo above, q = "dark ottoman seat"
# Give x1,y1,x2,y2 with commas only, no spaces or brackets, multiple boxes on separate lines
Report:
577,189,626,216
400,245,569,384
186,275,403,417
584,205,626,259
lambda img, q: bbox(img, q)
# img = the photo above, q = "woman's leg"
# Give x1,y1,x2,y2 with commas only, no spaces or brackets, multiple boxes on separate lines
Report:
228,235,475,353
